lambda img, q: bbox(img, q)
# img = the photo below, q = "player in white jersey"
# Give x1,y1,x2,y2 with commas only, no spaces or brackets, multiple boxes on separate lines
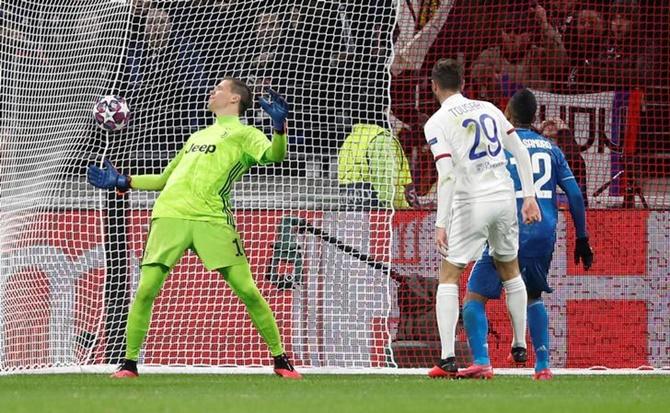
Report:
424,59,541,378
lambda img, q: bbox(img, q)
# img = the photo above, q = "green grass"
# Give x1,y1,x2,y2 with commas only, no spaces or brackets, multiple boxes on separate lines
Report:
0,374,668,413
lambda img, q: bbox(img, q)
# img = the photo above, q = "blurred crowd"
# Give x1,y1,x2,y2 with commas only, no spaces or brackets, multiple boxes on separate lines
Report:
391,0,668,205
118,0,669,209
116,0,394,154
0,0,667,208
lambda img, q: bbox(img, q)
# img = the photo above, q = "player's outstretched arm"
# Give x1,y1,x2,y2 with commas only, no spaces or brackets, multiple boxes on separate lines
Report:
87,159,131,193
260,88,289,163
87,149,184,192
131,148,184,190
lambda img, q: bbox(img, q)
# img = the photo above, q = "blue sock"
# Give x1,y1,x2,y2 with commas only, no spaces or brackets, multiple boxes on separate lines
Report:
528,300,550,372
462,300,490,366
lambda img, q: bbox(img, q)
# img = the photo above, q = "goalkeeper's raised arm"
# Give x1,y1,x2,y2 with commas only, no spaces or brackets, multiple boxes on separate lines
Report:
87,79,289,194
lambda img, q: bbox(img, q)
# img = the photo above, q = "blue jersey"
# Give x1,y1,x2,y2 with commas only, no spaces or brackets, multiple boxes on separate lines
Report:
506,129,576,257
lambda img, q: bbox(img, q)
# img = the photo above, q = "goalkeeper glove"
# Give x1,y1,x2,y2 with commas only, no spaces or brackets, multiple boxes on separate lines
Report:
87,159,131,193
574,237,594,270
259,87,289,134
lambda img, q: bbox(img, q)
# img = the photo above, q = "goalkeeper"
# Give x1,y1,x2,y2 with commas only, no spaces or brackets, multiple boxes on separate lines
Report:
87,78,301,379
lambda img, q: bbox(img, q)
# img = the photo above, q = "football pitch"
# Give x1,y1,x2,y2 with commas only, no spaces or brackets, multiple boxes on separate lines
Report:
1,374,669,413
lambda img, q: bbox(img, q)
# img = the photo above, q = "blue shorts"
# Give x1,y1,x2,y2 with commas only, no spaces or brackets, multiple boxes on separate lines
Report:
467,248,553,299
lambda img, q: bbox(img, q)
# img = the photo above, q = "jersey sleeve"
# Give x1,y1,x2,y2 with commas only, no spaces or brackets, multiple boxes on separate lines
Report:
556,146,588,238
553,145,576,183
242,127,273,164
424,117,455,228
424,118,453,162
131,145,186,191
555,145,588,238
434,156,455,228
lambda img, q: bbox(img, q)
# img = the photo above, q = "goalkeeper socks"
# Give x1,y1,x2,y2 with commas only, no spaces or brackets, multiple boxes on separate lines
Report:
503,275,527,349
435,283,459,359
219,264,284,357
528,299,550,372
245,294,284,357
126,264,170,361
120,359,138,373
462,300,490,366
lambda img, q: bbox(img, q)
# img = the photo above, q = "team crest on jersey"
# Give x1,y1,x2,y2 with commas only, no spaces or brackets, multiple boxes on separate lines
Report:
219,130,230,139
428,137,438,146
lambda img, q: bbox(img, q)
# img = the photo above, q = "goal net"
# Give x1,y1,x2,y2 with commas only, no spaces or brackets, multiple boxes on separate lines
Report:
1,0,668,374
0,0,399,372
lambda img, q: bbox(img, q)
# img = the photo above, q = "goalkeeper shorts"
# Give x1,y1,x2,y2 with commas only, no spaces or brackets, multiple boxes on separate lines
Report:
141,218,248,270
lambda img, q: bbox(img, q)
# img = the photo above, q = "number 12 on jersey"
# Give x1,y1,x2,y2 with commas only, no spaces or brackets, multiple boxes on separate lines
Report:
510,152,552,199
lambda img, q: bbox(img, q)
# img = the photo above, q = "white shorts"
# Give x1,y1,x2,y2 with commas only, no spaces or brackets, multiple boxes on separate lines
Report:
444,198,519,266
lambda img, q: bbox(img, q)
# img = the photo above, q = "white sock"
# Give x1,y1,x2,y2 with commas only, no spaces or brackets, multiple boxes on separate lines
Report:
503,275,527,348
436,283,459,359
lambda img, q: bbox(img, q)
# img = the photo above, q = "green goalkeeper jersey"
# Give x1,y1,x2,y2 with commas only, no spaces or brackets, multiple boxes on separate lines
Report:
150,115,272,226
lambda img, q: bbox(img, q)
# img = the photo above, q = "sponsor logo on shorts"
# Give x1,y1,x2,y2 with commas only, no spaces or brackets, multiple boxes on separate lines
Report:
428,137,438,146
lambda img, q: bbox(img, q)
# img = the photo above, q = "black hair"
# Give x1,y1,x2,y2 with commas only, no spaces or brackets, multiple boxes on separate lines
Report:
508,88,537,126
431,58,463,91
223,77,252,115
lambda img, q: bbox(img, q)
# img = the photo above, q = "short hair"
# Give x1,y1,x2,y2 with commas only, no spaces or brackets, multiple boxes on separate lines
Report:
508,88,537,125
431,58,463,91
224,77,252,115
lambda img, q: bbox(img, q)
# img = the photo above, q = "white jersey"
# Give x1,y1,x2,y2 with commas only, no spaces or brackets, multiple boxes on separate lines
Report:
424,93,520,203
425,93,536,264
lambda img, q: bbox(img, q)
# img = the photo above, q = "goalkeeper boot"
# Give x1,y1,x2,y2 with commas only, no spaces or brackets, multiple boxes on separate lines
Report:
273,353,302,380
508,346,528,366
533,369,553,381
427,357,458,378
111,359,139,379
456,364,494,380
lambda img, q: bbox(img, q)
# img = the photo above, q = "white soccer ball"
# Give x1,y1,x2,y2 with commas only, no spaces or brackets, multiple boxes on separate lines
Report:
93,95,130,131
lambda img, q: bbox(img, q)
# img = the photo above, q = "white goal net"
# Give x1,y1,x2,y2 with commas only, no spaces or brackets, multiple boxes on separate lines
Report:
0,0,399,372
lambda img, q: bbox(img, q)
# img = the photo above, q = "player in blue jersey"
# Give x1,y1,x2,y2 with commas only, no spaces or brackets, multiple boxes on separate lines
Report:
457,89,594,380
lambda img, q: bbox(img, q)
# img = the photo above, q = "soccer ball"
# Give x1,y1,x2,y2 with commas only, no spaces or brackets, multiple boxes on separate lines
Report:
93,95,130,131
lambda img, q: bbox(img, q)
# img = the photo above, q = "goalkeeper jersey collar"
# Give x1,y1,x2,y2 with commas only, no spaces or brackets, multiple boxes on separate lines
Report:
215,115,241,127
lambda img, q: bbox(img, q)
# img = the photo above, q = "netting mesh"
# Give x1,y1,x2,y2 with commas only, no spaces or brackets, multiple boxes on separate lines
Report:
1,0,398,370
0,0,668,372
0,1,130,368
391,0,669,369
